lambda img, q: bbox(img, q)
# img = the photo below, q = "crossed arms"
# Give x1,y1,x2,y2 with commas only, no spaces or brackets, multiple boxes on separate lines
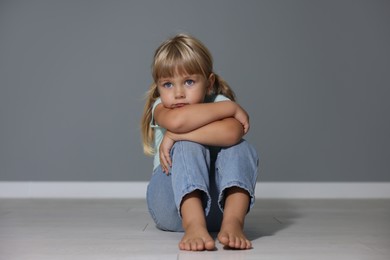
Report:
154,101,250,173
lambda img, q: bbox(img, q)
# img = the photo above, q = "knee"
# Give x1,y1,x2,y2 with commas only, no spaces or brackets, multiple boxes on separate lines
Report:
171,141,209,159
172,141,205,152
225,139,259,163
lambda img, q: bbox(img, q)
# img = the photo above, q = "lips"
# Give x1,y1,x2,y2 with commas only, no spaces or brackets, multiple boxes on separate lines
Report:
173,103,187,108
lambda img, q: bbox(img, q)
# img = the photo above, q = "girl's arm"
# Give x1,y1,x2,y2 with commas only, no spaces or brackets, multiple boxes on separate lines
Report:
166,117,244,146
159,118,246,173
154,101,249,134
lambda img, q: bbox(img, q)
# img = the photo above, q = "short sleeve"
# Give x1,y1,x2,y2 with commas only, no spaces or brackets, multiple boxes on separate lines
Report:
213,94,231,102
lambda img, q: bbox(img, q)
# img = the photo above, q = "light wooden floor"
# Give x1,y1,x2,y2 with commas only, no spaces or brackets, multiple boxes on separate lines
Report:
0,199,389,260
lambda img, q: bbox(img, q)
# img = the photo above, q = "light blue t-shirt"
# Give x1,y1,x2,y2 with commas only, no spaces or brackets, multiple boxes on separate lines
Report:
150,94,230,170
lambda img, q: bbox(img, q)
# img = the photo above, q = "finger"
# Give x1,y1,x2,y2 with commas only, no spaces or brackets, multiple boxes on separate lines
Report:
160,155,168,174
161,161,167,174
160,160,166,174
245,123,250,134
161,147,171,166
244,115,250,133
166,153,172,167
163,151,172,173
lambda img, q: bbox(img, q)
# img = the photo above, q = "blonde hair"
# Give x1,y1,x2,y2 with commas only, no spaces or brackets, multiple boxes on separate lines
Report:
141,34,236,155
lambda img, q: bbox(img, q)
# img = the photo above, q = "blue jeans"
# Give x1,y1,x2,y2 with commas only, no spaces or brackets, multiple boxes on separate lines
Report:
146,140,259,232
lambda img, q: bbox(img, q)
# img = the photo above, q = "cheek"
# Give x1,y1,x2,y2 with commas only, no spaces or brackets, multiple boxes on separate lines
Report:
195,93,207,103
159,93,171,106
161,98,171,107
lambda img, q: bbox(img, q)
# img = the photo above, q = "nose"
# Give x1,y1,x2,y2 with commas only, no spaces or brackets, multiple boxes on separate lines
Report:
174,86,185,99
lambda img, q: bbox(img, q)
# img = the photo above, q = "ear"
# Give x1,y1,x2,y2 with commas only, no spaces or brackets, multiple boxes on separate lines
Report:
207,73,215,95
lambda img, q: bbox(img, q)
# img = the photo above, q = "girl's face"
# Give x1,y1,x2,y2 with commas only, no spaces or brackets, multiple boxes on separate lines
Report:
157,72,214,109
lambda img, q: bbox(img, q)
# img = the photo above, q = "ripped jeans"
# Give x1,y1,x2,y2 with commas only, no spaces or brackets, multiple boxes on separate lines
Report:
146,140,259,232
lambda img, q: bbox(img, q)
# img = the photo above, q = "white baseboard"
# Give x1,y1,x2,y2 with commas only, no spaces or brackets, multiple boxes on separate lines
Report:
0,182,389,199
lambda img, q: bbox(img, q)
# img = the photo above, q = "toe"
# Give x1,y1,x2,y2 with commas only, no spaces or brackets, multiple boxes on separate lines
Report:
218,233,229,245
205,239,215,251
228,234,236,248
240,238,247,249
234,237,241,248
195,240,204,251
246,239,252,249
179,241,185,250
191,240,199,251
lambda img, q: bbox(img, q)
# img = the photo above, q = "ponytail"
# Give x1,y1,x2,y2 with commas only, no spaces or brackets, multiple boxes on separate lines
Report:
141,83,159,155
212,74,236,102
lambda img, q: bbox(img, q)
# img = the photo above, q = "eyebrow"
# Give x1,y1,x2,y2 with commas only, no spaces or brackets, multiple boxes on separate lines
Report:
157,78,172,84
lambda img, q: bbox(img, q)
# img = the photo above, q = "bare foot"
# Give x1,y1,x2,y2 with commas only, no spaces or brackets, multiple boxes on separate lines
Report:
179,223,215,251
218,219,252,250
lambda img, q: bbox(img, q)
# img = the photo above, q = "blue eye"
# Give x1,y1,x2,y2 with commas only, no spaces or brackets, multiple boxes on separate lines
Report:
163,82,173,88
185,80,194,86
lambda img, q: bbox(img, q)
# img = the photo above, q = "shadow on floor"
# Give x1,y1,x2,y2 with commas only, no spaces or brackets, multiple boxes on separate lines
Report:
244,199,302,241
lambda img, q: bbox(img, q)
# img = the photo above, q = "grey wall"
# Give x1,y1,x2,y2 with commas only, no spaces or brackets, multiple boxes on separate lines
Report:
1,0,389,182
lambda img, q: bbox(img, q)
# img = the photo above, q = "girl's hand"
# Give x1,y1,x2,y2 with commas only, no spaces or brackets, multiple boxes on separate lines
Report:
234,104,250,134
159,133,175,175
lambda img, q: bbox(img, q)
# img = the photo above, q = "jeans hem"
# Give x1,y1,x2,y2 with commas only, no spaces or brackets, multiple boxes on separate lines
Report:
176,185,211,219
218,181,256,213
